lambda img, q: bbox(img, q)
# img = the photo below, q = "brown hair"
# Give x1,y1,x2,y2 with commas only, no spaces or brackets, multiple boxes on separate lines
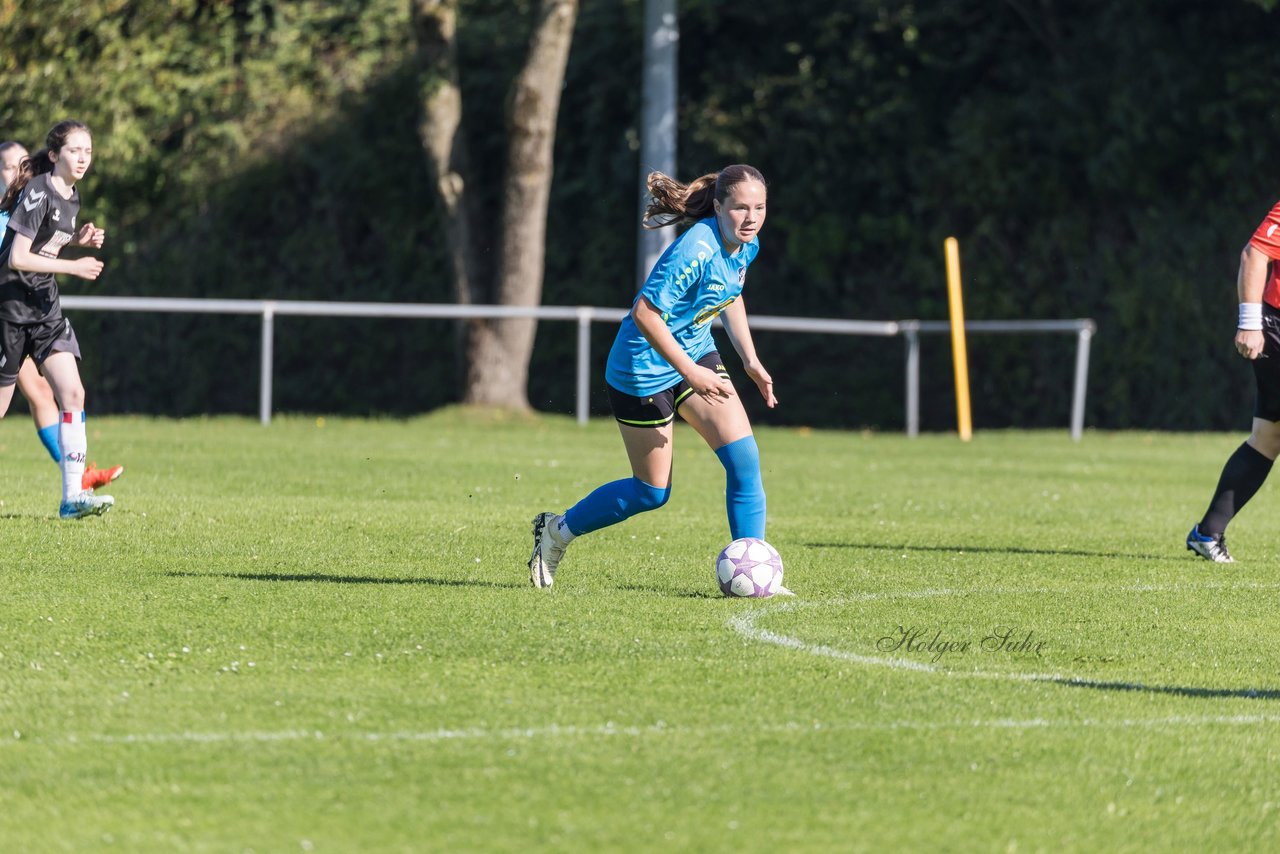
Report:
642,164,766,229
0,120,89,213
0,140,26,162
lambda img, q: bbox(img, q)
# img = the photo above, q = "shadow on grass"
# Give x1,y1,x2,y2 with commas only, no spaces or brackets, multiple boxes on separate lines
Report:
1050,677,1280,701
615,584,722,599
807,541,1167,561
166,570,525,589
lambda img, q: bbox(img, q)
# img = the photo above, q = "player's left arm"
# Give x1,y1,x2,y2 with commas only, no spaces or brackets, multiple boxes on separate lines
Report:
720,296,777,408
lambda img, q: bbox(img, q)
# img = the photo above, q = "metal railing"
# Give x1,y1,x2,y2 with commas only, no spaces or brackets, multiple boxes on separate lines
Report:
901,319,1096,440
61,295,1095,439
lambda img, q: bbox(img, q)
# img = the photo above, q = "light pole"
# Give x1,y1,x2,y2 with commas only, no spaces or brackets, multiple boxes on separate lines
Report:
636,0,678,289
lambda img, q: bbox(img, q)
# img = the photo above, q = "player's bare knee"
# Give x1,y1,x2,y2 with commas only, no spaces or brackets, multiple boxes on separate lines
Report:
1249,422,1280,459
56,385,86,411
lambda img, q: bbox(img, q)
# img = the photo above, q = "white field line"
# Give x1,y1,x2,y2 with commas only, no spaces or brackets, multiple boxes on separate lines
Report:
8,582,1279,748
7,714,1280,749
728,580,1280,693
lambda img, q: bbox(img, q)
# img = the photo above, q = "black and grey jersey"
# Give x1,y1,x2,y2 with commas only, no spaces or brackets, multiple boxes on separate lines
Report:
0,173,80,323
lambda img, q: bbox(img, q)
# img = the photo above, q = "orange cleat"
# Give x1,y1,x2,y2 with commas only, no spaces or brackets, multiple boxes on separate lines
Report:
82,462,124,491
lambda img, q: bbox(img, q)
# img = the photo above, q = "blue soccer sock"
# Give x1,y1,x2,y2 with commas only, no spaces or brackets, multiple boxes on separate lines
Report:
715,435,766,540
562,477,671,536
36,422,61,463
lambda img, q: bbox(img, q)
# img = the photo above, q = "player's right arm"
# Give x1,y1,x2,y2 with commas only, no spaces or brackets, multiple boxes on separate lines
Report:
631,296,734,402
7,232,103,280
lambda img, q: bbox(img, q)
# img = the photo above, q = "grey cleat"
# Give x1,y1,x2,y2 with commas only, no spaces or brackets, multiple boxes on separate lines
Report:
529,512,569,588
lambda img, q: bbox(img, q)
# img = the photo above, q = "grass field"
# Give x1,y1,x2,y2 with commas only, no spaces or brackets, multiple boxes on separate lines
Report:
2,409,1279,852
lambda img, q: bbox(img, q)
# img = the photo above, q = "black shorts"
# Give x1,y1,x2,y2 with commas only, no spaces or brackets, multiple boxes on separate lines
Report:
607,351,730,428
0,316,81,387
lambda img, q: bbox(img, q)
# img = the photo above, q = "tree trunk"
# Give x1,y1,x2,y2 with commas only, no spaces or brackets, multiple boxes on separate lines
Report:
464,0,578,409
411,0,477,307
411,0,477,398
412,0,578,411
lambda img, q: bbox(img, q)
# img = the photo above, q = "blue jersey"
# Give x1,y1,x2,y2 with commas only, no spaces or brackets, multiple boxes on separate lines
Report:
0,208,8,236
606,217,760,396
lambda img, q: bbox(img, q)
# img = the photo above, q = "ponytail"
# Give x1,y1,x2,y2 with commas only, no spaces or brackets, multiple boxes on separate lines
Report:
643,171,718,228
642,164,767,229
0,119,89,213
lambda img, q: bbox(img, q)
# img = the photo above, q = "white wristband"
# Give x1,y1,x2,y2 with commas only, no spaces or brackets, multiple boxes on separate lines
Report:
1239,303,1263,331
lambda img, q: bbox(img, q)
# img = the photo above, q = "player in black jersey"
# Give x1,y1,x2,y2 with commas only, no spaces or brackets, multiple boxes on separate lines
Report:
0,139,122,493
0,121,115,519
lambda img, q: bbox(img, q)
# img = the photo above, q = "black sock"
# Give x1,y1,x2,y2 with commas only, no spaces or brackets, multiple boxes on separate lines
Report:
1200,442,1274,535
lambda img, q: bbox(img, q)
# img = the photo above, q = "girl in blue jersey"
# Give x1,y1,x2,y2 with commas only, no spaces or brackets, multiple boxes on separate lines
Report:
528,164,776,588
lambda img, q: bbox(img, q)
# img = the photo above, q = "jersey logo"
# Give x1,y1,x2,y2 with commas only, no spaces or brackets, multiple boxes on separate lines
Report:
739,267,747,285
37,231,72,258
693,295,738,328
22,190,45,212
51,208,61,222
1269,224,1278,239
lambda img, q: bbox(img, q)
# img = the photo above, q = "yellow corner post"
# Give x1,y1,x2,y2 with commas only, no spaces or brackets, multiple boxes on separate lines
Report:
945,237,973,441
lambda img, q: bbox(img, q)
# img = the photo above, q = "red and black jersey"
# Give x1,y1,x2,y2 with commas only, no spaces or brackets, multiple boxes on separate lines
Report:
0,173,80,323
1250,200,1280,310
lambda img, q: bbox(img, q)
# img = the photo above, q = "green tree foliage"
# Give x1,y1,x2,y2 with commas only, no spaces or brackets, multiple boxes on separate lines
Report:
1,0,1277,427
669,0,1280,430
1,0,444,414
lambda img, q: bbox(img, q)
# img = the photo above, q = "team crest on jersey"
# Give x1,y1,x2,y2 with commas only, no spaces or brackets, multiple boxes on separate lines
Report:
51,208,60,222
738,266,747,285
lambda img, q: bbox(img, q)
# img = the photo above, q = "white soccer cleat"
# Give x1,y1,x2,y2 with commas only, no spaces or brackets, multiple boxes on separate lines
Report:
1186,524,1234,563
529,512,568,588
59,491,114,520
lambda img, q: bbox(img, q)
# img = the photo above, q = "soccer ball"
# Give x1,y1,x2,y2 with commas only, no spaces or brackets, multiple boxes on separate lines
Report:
716,537,784,598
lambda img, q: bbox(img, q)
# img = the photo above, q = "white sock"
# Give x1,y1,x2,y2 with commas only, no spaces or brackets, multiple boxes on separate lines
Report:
59,410,87,500
555,515,577,544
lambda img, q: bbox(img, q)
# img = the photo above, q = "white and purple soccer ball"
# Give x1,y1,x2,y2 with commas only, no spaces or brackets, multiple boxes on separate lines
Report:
716,537,784,598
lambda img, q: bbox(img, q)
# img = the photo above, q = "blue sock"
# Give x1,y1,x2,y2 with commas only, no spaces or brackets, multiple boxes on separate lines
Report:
36,422,61,463
563,477,671,536
715,435,766,540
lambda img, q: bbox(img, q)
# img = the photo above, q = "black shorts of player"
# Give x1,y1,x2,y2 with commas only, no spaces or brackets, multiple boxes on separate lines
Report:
1254,304,1280,421
607,351,730,428
0,316,82,387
